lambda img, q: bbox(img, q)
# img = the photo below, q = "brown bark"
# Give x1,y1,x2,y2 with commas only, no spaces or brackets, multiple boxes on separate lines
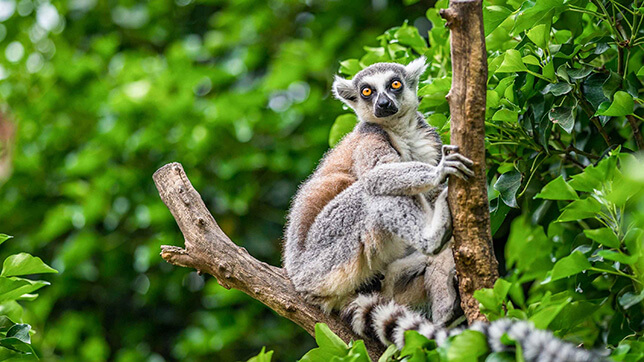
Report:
627,115,643,150
440,0,500,323
153,163,385,360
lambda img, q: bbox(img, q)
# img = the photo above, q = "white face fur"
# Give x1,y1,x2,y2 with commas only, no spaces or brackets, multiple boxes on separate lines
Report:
332,57,428,125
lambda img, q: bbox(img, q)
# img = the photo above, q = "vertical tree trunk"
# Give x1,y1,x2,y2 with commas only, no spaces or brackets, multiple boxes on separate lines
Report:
440,0,499,324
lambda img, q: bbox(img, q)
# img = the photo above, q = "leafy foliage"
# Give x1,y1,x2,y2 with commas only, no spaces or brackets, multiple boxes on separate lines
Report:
0,0,431,360
0,234,56,360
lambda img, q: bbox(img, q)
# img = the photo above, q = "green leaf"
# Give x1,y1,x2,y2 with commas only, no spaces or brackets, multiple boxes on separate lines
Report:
490,198,511,236
6,324,30,345
474,288,499,311
329,114,357,147
0,323,35,355
339,59,362,77
637,66,644,77
447,330,489,362
346,340,370,362
492,109,519,123
485,352,516,362
483,6,512,37
1,253,58,277
542,61,555,81
584,228,620,248
548,251,592,282
314,323,347,353
493,279,512,301
493,170,522,208
548,106,575,133
583,73,609,110
567,66,593,80
596,250,637,265
395,25,427,53
496,50,527,73
522,55,540,66
535,176,578,200
0,316,14,332
526,23,549,49
247,347,273,362
558,197,602,222
0,277,49,304
400,330,433,357
529,300,569,329
378,344,398,362
602,71,622,99
618,290,644,310
541,82,572,97
0,235,12,246
595,91,634,117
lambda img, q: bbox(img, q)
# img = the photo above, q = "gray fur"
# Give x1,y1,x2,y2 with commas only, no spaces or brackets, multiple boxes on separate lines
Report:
284,58,469,334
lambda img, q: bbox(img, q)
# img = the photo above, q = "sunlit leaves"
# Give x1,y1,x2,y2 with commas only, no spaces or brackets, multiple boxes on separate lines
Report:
596,91,634,117
584,228,620,248
548,252,592,282
483,5,513,37
496,49,527,73
534,176,578,200
1,253,58,277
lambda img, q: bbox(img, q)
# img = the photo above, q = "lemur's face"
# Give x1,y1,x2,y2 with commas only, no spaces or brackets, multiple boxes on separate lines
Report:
332,58,427,124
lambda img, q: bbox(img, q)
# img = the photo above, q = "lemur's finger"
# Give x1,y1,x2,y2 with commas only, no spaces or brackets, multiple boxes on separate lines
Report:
445,153,474,167
445,166,468,181
444,161,475,178
442,145,459,156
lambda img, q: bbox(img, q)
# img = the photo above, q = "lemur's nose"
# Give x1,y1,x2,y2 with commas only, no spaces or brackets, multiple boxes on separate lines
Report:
376,95,393,109
375,94,398,118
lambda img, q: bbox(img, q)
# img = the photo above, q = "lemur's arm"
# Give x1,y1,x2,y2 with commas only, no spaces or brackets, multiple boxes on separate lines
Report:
362,145,473,196
352,132,401,176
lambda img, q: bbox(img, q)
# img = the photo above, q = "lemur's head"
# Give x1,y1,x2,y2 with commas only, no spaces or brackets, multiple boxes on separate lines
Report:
332,57,427,124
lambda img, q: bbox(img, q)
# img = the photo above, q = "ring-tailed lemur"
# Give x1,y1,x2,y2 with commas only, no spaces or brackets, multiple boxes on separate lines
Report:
282,58,604,361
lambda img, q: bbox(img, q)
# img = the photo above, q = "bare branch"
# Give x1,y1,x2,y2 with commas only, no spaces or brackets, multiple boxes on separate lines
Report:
153,162,385,359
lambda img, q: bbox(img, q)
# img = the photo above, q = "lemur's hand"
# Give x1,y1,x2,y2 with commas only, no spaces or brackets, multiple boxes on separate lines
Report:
438,145,474,183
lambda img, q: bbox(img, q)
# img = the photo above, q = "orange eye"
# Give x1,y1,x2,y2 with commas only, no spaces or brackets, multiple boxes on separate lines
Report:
391,80,402,89
361,88,372,97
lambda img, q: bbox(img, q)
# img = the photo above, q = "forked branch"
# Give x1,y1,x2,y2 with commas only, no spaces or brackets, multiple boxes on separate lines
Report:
153,162,386,359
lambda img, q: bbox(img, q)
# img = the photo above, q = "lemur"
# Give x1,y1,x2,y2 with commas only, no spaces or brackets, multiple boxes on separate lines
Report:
282,58,604,362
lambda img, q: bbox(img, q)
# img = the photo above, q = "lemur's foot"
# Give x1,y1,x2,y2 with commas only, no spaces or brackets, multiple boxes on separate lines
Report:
439,145,474,182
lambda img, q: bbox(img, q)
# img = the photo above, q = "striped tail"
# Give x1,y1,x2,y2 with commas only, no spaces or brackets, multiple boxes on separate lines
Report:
341,294,607,362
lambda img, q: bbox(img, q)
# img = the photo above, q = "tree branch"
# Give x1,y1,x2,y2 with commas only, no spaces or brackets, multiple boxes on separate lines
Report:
440,0,500,324
153,162,385,360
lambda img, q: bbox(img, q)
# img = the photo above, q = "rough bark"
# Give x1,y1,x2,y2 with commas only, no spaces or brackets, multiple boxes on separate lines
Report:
153,163,385,359
440,0,500,323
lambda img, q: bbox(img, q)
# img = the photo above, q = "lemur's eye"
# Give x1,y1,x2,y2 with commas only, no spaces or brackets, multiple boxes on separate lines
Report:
391,80,402,89
361,88,372,97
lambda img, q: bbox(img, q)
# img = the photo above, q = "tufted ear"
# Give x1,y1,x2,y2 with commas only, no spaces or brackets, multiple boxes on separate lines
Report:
332,75,358,109
405,56,428,90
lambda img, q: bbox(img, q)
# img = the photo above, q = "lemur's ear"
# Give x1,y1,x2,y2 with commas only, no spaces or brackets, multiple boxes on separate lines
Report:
332,75,358,109
405,56,428,89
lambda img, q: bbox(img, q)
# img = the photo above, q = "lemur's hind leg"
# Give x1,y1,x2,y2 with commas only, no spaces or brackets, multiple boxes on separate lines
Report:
381,252,429,308
426,247,462,326
380,248,461,326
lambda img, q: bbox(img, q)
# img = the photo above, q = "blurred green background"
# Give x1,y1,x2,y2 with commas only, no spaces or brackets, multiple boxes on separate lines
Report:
0,0,434,360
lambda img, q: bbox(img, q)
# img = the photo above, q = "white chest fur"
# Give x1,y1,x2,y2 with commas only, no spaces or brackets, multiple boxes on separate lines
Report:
386,119,440,165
